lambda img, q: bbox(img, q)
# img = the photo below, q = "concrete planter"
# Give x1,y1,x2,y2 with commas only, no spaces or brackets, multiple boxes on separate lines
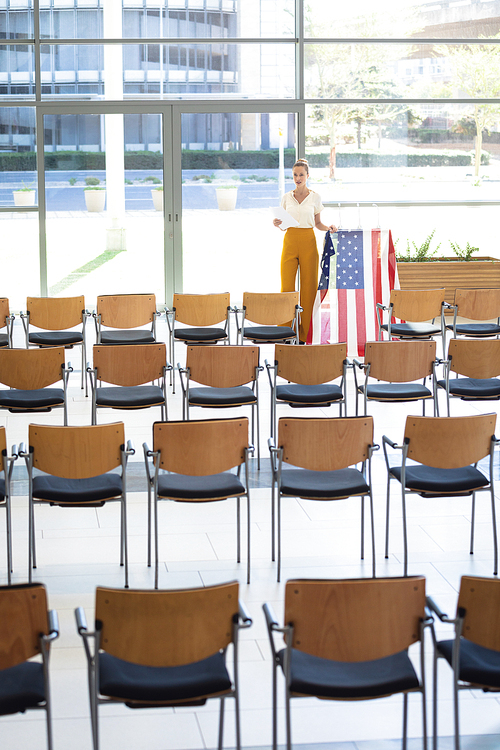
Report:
151,188,163,211
397,257,500,309
84,189,106,212
216,187,238,211
13,190,35,207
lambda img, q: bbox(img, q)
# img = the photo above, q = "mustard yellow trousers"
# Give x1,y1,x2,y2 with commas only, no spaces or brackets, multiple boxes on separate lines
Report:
280,227,319,343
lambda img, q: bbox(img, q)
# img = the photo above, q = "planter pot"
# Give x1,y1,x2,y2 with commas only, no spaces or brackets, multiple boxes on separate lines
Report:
216,188,238,211
151,189,163,211
13,190,35,207
397,257,500,309
84,190,106,212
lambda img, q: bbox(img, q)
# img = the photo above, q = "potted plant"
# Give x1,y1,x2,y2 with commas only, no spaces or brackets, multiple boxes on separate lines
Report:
13,182,36,207
84,177,106,212
396,230,500,307
151,186,163,211
216,185,238,211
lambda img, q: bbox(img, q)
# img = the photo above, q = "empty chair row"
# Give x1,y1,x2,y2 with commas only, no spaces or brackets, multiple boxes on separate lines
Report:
3,574,500,750
1,412,499,591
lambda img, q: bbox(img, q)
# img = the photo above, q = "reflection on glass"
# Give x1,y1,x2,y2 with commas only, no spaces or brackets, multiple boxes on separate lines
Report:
306,0,500,39
0,107,36,207
181,111,296,302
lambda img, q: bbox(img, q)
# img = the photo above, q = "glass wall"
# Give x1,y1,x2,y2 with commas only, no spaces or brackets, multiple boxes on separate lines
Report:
1,0,500,301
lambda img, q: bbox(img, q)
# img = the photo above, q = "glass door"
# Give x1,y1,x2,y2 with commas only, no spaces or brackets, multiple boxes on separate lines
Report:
178,108,298,305
42,109,168,305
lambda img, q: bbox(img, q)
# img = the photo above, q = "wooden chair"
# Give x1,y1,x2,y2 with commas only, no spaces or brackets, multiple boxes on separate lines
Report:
179,345,262,467
165,292,231,392
88,343,171,424
0,427,17,585
354,340,438,416
20,422,134,587
269,416,378,581
376,288,446,357
0,583,59,750
75,582,252,750
447,288,500,339
0,298,14,348
94,293,159,345
265,343,348,438
144,417,252,587
383,414,499,576
264,576,429,750
237,292,300,345
0,346,71,425
428,575,500,750
438,338,500,416
21,296,89,393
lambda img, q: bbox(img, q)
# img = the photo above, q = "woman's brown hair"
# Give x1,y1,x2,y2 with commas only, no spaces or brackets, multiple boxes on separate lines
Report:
293,158,309,174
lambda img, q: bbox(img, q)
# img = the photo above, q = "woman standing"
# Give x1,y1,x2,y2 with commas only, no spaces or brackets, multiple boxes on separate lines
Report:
273,158,337,343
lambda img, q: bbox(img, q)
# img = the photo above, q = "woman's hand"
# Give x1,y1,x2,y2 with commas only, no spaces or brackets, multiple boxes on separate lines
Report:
328,224,338,233
273,218,283,229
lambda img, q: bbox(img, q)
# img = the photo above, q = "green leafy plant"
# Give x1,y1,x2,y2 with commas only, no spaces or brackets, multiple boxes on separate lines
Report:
84,186,105,191
153,186,163,191
449,241,479,262
85,176,100,186
17,181,35,192
144,175,161,184
68,177,77,186
124,178,132,185
396,229,441,262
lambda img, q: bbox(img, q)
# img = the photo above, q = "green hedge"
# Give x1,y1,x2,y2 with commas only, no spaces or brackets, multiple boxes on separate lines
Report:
0,147,489,171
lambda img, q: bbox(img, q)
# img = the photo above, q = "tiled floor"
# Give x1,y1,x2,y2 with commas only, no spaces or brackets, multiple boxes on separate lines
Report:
2,319,500,750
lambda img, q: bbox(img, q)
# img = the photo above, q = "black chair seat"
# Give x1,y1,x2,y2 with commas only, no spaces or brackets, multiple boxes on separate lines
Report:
437,638,500,689
437,377,500,398
96,386,164,408
0,477,5,501
100,331,155,345
279,647,419,700
390,465,489,494
381,323,441,337
0,661,45,716
364,383,432,401
0,388,64,409
189,386,256,407
0,334,9,348
276,384,343,404
29,331,83,346
280,468,369,499
175,327,227,343
33,474,123,504
99,650,231,703
243,326,295,341
446,323,500,337
157,472,245,501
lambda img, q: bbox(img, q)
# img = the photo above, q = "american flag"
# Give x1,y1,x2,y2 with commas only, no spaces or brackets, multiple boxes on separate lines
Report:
307,229,399,356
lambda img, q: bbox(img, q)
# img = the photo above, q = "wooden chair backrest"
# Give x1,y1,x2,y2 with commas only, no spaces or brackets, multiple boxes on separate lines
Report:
404,413,496,468
0,426,6,458
153,417,248,475
97,294,156,328
242,291,299,325
0,583,49,669
454,288,500,321
29,422,124,478
284,577,425,661
173,293,230,326
0,347,65,390
275,343,346,385
0,298,9,331
458,575,500,651
27,296,85,330
364,340,436,382
278,416,373,471
95,581,239,666
448,338,500,379
389,288,445,322
93,344,167,386
186,345,259,388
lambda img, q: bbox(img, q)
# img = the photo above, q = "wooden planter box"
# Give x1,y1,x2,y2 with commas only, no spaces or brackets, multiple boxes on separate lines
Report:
397,257,500,311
